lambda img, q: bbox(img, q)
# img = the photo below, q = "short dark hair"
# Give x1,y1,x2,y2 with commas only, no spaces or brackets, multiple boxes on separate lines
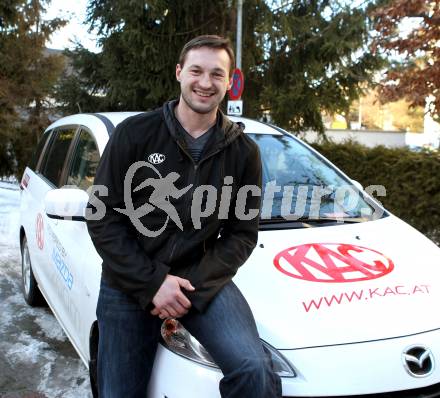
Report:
178,35,235,77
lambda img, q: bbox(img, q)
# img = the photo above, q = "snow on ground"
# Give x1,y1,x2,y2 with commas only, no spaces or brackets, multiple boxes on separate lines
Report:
0,182,91,398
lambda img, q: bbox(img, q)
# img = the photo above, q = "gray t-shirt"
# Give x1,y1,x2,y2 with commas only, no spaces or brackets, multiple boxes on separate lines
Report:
176,119,215,163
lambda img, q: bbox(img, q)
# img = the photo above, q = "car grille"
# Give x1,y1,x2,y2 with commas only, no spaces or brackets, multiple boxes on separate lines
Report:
283,382,440,398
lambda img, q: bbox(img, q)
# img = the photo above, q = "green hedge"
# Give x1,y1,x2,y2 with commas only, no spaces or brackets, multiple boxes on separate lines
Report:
311,140,440,245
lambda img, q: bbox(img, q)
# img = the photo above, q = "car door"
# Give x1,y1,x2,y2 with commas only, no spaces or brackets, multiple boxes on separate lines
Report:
33,125,86,344
20,129,54,293
48,127,103,359
23,127,78,304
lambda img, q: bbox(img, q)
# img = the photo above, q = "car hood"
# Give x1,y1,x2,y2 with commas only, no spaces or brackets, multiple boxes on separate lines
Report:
233,215,440,349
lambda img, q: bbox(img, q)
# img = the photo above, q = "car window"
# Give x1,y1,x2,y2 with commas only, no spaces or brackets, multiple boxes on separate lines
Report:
66,129,100,191
29,130,52,171
41,127,77,187
249,133,379,221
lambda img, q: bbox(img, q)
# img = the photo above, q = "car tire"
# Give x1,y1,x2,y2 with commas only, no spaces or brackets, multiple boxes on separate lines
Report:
89,323,99,398
21,236,45,306
89,355,99,398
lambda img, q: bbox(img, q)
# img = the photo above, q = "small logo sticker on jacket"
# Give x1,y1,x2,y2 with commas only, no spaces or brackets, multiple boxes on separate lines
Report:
148,153,166,164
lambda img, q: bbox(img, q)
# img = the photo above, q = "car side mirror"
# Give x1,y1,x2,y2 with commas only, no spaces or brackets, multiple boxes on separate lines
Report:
44,188,89,221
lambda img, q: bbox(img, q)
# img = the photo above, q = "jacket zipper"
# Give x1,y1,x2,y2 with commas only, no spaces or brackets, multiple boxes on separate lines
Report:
168,235,178,263
176,140,223,229
167,146,218,263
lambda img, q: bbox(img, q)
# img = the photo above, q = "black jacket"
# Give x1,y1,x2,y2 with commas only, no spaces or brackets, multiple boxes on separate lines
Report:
86,100,262,312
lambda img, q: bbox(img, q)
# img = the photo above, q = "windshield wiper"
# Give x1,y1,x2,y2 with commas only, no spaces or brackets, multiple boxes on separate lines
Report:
259,216,366,229
294,216,366,224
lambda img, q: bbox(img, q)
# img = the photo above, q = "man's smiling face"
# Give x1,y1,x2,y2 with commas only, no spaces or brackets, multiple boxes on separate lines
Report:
176,47,232,115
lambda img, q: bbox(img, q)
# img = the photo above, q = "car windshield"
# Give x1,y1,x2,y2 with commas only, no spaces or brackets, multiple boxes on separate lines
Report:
248,133,383,223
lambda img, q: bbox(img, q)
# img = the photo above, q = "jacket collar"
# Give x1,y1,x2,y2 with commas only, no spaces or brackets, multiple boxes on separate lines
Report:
162,99,243,151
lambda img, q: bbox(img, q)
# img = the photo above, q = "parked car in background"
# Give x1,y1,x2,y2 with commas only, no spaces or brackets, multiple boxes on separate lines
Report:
19,112,440,397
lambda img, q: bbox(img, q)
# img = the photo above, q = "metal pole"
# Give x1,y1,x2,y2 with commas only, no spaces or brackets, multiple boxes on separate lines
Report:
236,0,243,70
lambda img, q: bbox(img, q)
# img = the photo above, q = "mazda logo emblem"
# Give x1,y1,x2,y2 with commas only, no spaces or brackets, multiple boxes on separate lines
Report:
402,345,434,377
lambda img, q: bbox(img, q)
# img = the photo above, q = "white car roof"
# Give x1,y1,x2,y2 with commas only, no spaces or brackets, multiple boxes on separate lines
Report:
45,112,142,132
229,116,283,135
43,112,284,155
94,112,144,127
45,112,283,136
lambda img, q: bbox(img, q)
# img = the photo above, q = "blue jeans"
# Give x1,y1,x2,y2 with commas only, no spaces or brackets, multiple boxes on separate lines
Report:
96,278,282,398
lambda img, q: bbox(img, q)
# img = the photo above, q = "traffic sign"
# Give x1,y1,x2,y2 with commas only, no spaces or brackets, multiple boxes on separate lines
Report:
228,68,244,100
227,100,243,116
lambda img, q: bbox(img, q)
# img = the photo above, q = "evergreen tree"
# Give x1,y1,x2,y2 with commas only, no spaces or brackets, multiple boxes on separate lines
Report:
56,0,384,134
249,1,385,132
0,0,65,176
56,0,236,113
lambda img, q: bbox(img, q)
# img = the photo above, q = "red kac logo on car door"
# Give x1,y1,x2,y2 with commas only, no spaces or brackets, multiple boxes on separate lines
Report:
274,243,394,282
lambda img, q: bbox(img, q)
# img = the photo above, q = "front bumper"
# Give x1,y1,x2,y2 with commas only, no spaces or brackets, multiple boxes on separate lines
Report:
147,328,440,397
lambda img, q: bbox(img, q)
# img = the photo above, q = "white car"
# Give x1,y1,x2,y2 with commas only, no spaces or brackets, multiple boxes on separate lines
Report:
19,112,440,397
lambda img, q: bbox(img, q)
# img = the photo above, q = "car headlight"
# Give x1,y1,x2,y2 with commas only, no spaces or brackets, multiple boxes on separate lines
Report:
261,340,296,377
161,319,296,377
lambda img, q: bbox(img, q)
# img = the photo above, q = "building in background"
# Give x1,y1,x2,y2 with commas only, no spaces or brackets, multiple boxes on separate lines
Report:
313,90,438,150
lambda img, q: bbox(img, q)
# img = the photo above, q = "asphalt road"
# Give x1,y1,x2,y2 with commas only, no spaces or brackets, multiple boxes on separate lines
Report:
0,184,91,398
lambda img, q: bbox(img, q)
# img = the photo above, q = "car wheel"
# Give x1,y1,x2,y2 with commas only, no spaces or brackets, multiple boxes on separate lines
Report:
89,322,99,397
89,350,99,398
21,236,45,306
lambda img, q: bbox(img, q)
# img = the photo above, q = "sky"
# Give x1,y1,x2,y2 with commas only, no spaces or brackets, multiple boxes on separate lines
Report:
45,0,100,53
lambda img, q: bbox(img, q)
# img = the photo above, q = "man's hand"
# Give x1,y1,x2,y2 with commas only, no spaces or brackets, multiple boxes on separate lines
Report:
151,275,195,319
